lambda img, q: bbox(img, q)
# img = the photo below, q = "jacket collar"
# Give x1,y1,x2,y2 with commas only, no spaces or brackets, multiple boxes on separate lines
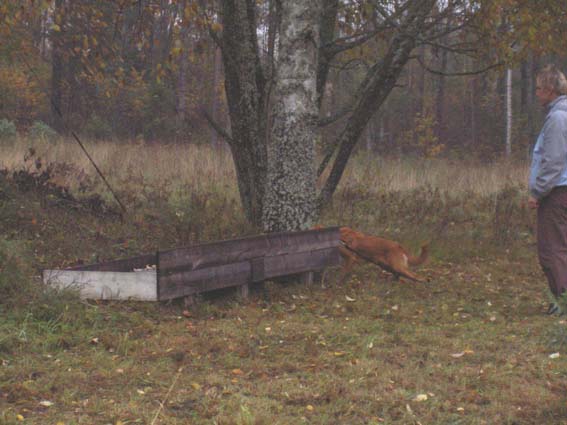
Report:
547,95,567,111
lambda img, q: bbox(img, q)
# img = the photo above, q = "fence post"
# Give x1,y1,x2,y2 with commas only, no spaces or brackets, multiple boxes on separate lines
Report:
238,284,249,299
300,271,314,287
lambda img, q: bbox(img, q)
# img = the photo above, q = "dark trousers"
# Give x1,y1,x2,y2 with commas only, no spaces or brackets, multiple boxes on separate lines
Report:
537,186,567,297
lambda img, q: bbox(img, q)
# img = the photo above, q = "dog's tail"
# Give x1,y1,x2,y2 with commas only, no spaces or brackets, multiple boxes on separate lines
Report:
408,243,429,266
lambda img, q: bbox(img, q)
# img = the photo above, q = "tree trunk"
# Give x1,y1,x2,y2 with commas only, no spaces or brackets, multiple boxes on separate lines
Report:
220,0,267,227
51,0,65,133
316,0,339,108
210,46,222,148
263,0,321,232
318,0,436,206
505,67,512,157
176,0,189,139
434,25,449,144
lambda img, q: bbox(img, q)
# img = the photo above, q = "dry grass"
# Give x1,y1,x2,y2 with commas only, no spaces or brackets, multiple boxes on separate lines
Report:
0,138,528,200
0,138,238,199
339,153,528,197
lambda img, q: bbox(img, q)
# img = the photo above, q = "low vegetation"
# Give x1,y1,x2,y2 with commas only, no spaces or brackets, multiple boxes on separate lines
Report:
1,140,566,425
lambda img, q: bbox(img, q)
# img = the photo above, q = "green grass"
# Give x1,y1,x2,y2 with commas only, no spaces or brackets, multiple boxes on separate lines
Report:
1,144,567,424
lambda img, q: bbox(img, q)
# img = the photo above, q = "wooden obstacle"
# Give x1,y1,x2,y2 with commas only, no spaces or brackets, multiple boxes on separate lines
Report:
43,227,340,302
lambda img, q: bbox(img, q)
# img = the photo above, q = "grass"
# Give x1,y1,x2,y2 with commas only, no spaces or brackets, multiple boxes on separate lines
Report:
1,139,567,424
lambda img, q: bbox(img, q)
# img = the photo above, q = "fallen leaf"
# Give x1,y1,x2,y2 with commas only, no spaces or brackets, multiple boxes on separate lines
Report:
16,415,24,421
549,352,560,359
412,394,428,402
333,351,346,357
306,405,314,411
451,349,474,358
190,382,201,390
39,400,54,407
345,295,356,302
232,368,244,375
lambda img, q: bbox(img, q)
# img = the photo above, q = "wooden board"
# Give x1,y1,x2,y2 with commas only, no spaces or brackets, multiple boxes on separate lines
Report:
67,253,157,272
43,269,157,301
159,227,339,275
158,246,340,300
158,261,251,300
263,247,340,279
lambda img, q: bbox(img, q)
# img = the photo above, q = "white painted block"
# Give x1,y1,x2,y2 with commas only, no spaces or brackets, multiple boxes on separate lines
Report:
43,270,158,301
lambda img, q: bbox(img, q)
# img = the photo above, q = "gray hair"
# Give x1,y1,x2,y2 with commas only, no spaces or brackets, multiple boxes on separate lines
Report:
537,64,567,95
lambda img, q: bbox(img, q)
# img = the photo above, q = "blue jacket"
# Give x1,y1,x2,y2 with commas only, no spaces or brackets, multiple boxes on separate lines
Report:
529,95,567,200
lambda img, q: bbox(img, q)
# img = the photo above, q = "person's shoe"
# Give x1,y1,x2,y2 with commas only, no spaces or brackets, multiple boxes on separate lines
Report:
547,303,560,315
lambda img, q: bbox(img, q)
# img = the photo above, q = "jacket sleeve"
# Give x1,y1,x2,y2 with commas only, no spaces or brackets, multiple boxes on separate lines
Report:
530,111,567,199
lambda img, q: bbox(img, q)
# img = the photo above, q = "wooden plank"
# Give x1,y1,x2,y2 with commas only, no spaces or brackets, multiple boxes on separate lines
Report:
158,261,251,300
300,272,314,286
159,235,270,275
159,246,339,300
237,284,249,299
250,257,265,283
43,270,158,301
263,247,340,279
264,228,338,255
66,253,157,272
159,227,339,275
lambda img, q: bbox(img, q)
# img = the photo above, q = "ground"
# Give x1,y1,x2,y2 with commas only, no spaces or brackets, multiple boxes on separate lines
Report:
1,150,566,424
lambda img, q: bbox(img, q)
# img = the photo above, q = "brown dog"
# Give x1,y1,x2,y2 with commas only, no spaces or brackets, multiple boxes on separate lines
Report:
339,226,428,283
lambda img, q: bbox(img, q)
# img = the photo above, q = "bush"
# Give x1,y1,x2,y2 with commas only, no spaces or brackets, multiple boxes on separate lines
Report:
0,239,31,304
83,114,113,140
29,120,59,144
0,118,17,143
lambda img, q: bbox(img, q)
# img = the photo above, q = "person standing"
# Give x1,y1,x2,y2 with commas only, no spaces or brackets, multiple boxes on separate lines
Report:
529,64,567,315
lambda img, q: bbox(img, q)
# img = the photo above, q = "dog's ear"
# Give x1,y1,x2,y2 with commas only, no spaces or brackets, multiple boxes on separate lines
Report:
339,227,357,246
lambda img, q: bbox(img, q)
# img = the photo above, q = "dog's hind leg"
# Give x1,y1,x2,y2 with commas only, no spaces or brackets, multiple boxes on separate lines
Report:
339,247,357,283
395,268,426,283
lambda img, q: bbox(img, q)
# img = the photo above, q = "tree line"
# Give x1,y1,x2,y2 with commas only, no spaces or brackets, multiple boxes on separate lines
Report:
2,0,567,230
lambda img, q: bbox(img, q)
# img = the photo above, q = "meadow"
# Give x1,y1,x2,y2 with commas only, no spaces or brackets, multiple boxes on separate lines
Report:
1,138,567,425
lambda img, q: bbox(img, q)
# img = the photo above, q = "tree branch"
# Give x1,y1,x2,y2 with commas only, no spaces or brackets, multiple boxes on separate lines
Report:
416,56,503,76
200,107,233,145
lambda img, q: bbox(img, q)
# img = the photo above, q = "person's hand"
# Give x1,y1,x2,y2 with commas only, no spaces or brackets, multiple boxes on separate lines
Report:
528,196,539,209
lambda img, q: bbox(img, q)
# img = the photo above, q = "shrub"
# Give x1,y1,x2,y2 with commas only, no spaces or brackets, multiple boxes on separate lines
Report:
0,118,17,143
29,120,59,144
0,239,31,304
83,114,113,140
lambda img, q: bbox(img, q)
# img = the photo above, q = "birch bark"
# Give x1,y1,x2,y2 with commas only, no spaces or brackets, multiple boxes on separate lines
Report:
263,0,321,232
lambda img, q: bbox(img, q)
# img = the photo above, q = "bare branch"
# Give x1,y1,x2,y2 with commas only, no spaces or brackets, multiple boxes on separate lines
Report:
416,56,503,76
323,28,385,57
200,107,234,145
318,105,353,127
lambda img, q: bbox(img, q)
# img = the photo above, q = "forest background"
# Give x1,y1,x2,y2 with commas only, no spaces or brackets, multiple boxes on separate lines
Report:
2,1,567,165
